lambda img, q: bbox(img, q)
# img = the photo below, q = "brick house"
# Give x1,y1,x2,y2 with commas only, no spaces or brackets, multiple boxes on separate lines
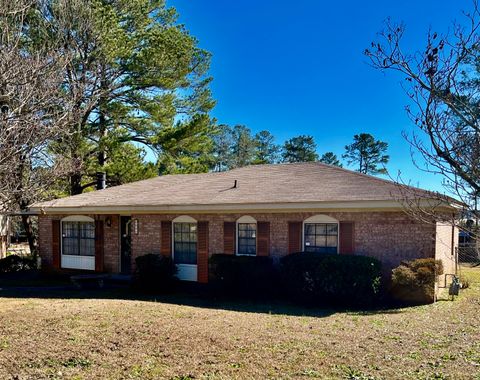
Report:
30,162,460,283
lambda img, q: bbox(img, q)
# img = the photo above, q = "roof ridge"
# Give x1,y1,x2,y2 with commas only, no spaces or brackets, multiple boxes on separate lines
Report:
230,161,437,196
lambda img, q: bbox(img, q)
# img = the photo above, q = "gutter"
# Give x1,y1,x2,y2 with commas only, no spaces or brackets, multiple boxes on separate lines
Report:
28,199,459,215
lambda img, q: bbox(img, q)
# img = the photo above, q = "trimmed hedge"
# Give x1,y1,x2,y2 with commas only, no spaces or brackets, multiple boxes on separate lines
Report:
390,258,443,305
209,254,276,296
0,255,36,273
280,253,382,306
133,254,177,293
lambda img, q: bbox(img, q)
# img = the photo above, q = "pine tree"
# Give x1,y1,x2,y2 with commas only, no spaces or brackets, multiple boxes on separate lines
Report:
254,130,280,164
281,135,319,163
29,0,215,194
343,133,389,175
319,152,342,167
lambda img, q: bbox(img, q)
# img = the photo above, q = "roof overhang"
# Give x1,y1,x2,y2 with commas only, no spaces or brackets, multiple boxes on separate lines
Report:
28,199,461,215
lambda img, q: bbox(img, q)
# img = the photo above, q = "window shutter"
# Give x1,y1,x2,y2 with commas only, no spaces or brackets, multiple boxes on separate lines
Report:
95,220,104,272
52,220,60,269
339,221,354,254
257,222,270,256
288,221,302,254
197,221,209,283
161,221,172,257
223,221,235,254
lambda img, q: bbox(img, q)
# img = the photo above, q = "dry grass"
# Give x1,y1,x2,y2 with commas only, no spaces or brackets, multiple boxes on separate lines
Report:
0,267,479,380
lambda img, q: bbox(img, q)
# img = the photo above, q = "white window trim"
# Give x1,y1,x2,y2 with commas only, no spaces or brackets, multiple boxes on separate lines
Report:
171,216,198,281
172,215,197,224
62,215,94,223
236,215,257,256
172,215,198,263
60,215,96,270
302,215,340,254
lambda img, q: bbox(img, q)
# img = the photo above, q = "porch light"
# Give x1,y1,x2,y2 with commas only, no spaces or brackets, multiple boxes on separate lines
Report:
133,219,139,235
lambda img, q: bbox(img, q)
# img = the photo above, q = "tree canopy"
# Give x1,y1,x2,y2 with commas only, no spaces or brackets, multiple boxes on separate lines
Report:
366,2,480,216
319,152,342,167
28,0,215,194
343,133,389,175
281,135,319,163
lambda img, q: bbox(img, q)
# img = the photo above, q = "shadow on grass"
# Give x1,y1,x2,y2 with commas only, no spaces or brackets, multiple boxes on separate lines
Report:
0,272,408,318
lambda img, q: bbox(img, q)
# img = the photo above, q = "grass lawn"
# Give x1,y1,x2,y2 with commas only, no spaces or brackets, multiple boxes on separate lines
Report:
0,267,479,380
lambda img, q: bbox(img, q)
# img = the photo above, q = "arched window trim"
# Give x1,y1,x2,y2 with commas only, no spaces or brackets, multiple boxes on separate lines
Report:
236,215,257,256
304,215,338,224
302,214,340,254
61,215,94,223
172,215,197,224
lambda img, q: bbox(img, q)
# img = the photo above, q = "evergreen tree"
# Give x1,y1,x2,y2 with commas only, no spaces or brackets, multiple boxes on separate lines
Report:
28,0,215,194
343,133,389,175
212,124,234,172
254,130,280,164
230,125,257,168
319,152,342,167
281,135,319,163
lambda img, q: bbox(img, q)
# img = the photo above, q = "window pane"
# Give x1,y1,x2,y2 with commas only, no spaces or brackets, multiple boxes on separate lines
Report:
305,224,315,235
173,223,197,264
305,235,314,247
327,224,338,235
315,235,327,247
62,221,95,256
315,224,326,235
303,223,338,254
326,235,337,248
238,223,256,255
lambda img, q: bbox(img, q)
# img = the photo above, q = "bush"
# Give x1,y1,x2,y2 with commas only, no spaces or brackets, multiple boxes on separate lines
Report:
280,253,382,307
390,258,443,304
133,254,177,293
209,254,276,296
0,255,36,273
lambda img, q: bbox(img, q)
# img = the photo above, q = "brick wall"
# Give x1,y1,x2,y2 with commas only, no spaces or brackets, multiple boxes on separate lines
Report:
435,222,458,287
38,214,119,272
130,211,436,271
38,211,438,275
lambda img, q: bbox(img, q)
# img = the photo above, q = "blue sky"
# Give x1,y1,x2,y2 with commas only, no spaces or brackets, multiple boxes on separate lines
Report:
169,0,472,193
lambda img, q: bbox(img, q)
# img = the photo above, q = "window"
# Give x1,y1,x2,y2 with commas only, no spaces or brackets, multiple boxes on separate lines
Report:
304,223,338,253
173,222,197,265
238,223,257,255
62,221,95,256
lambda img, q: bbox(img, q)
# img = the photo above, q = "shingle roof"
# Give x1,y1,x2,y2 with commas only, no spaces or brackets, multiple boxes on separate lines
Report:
30,162,454,211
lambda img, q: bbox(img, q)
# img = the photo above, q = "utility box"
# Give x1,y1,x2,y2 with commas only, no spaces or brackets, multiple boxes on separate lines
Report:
449,277,460,296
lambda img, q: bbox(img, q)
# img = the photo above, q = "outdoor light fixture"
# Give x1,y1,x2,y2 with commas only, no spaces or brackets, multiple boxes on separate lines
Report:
133,218,139,235
105,217,112,227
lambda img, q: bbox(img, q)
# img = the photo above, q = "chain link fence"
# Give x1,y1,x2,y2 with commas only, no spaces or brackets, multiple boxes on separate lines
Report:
458,243,480,266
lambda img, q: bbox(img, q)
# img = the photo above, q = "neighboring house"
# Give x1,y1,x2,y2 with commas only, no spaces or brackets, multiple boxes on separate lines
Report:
0,214,9,258
30,162,459,283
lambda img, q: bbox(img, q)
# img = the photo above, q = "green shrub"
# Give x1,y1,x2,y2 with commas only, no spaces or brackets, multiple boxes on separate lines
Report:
209,254,276,296
133,254,177,293
0,255,36,273
390,258,443,304
280,253,382,307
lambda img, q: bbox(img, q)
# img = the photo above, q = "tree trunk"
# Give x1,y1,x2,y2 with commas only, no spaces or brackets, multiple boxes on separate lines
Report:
21,213,37,256
96,69,107,191
70,172,83,195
